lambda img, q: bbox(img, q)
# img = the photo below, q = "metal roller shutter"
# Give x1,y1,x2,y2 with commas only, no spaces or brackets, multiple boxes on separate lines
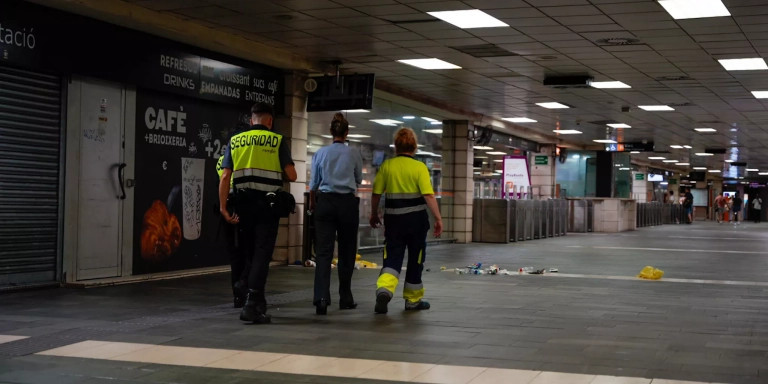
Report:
0,65,62,287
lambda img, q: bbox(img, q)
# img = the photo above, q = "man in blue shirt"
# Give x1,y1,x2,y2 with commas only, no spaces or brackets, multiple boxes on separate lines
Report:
308,113,363,315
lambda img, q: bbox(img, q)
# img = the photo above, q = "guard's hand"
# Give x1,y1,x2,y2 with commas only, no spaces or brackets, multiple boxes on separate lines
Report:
369,214,381,228
221,208,240,224
433,219,443,238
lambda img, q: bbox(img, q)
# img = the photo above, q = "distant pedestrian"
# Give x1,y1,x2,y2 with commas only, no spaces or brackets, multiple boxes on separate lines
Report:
714,192,726,223
752,195,762,223
732,193,743,226
683,188,694,224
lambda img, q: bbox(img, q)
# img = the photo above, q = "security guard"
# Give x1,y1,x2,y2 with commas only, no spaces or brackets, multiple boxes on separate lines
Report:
369,127,443,314
219,102,296,324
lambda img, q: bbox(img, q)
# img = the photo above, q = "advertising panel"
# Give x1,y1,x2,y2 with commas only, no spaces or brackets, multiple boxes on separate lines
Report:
133,90,245,274
502,156,531,198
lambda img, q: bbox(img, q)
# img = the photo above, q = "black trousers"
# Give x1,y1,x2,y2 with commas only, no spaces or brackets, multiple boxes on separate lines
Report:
313,193,359,305
236,193,280,308
222,217,249,295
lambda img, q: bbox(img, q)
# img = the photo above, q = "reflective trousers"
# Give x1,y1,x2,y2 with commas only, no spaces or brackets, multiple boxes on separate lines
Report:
376,210,430,304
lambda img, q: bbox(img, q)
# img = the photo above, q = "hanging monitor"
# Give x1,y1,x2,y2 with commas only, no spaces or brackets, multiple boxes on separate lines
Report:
306,74,375,112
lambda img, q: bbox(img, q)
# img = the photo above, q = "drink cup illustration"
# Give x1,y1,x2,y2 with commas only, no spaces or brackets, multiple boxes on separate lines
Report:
181,157,205,240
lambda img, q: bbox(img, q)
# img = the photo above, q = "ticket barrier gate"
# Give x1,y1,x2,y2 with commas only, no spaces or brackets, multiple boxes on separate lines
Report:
637,202,663,228
568,199,594,233
472,199,510,243
471,199,568,243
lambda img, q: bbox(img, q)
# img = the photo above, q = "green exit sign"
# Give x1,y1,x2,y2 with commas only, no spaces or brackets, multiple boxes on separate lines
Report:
635,173,645,180
534,155,548,165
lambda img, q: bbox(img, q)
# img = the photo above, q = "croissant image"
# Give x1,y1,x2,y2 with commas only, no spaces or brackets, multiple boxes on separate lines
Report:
140,200,182,261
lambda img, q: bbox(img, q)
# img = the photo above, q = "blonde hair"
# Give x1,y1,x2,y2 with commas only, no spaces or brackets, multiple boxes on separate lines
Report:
394,128,417,154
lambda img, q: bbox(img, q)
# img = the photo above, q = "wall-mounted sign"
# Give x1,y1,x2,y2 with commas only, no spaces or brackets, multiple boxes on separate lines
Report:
605,142,655,152
502,156,531,198
635,173,645,180
534,155,549,165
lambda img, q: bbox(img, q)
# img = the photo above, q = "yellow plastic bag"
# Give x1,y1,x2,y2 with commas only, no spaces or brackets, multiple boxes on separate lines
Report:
637,266,664,280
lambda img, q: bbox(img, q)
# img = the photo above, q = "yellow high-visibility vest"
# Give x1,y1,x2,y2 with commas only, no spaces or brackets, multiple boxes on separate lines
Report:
229,129,283,192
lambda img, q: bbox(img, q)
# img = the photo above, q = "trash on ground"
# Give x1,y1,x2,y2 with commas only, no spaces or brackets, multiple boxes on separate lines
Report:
304,259,316,267
451,264,559,276
637,266,664,280
440,266,446,271
355,259,378,269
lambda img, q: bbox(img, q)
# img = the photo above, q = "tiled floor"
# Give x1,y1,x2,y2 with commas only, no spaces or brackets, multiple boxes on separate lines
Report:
2,222,768,384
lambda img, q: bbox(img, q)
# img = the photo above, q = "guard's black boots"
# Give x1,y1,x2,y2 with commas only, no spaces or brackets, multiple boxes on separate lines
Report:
315,298,328,315
240,289,271,324
233,281,247,309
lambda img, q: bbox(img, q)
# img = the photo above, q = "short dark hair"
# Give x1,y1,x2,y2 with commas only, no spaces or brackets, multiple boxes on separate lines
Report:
251,102,274,116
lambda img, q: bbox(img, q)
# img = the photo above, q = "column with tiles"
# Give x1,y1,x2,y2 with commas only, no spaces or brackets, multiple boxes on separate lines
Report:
531,146,555,199
273,72,308,265
441,120,473,244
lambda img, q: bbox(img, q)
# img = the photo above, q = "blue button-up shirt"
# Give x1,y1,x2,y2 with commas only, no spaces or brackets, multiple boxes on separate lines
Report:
310,142,363,194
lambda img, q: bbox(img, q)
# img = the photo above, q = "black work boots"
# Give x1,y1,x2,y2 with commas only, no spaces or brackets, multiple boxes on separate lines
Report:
239,289,271,324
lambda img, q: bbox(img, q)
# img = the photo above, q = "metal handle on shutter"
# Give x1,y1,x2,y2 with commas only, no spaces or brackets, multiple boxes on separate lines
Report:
117,163,127,200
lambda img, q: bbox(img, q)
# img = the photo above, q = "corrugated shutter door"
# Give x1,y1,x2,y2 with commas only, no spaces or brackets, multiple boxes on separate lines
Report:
0,65,61,286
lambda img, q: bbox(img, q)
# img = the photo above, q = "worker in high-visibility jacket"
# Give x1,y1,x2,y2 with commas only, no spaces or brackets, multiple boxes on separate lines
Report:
219,102,297,324
369,127,443,314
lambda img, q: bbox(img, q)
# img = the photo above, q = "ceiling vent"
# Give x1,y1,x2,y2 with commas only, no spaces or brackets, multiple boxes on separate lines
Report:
543,75,593,89
453,44,520,58
595,37,642,46
730,162,747,167
656,76,693,81
668,102,695,107
705,148,726,154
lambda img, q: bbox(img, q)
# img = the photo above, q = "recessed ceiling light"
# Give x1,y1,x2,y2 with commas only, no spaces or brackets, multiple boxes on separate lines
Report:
402,116,416,120
725,159,735,163
346,134,370,138
348,139,362,142
708,169,721,173
676,162,690,166
474,156,488,159
747,168,759,172
659,0,730,20
694,127,717,132
494,170,503,173
348,125,356,128
607,123,631,128
751,91,768,99
693,167,707,170
552,129,582,134
503,117,537,123
590,81,631,89
759,172,768,175
473,146,494,150
682,145,692,149
493,159,503,163
398,58,461,70
537,102,570,109
424,129,443,134
695,153,714,156
630,151,640,154
427,9,509,29
421,117,438,122
718,58,768,71
662,160,679,163
370,119,403,126
430,121,442,125
639,105,675,111
321,135,334,139
341,109,369,113
648,157,666,160
593,139,617,143
670,145,684,149
486,151,507,155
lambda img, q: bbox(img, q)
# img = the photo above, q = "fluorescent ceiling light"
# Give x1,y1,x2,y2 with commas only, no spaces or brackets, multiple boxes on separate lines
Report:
683,145,692,149
648,157,666,160
402,116,416,120
639,105,674,111
421,117,438,123
676,162,690,166
694,127,717,132
659,0,730,20
630,151,640,154
424,129,443,134
593,139,617,143
346,134,370,138
474,172,481,175
348,125,356,128
693,167,707,170
752,91,768,99
607,123,631,128
398,58,461,70
369,119,403,126
341,109,369,113
487,151,507,155
536,102,570,109
321,135,333,139
619,167,631,170
493,159,503,163
670,145,684,149
695,153,714,156
759,172,768,175
708,169,721,173
553,130,582,134
725,159,735,163
662,160,679,163
473,146,493,150
474,156,488,159
493,170,503,173
348,139,361,142
427,9,509,29
747,168,759,171
430,121,442,125
503,117,537,123
718,58,768,71
660,182,669,185
590,81,631,89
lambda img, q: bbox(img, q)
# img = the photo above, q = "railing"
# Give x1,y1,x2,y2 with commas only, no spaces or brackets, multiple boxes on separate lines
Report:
472,199,567,243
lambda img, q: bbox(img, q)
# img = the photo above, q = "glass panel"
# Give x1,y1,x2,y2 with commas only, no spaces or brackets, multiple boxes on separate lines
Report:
555,151,596,198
